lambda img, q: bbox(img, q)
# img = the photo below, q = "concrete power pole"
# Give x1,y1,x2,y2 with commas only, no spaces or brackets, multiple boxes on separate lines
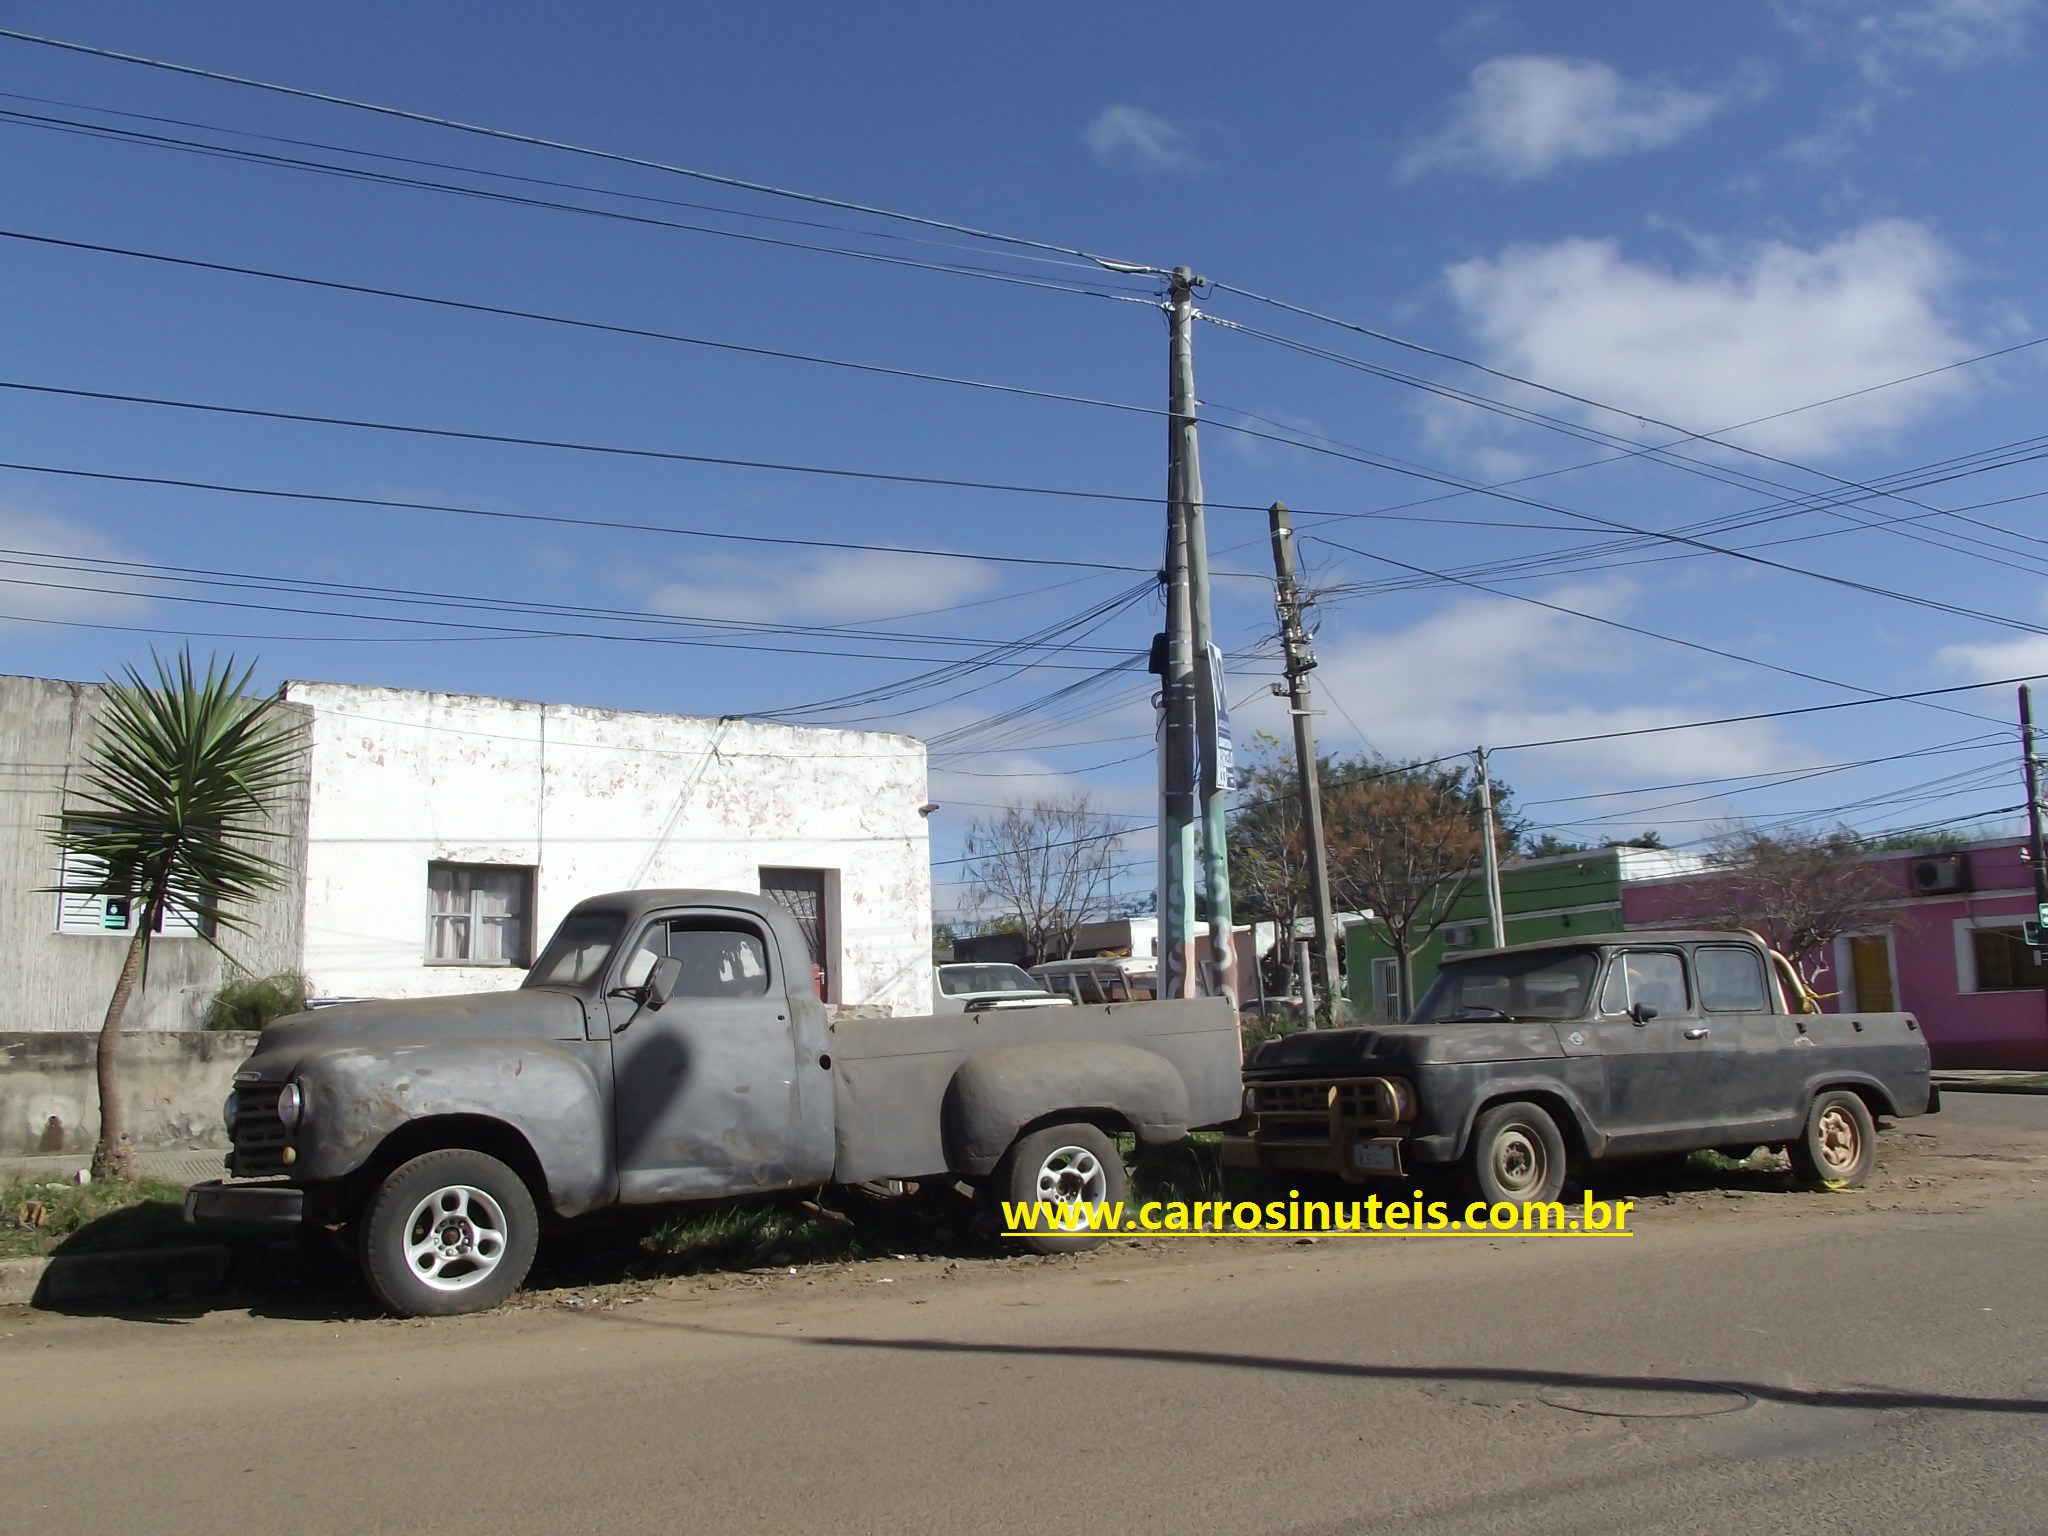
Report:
1154,268,1203,1000
1475,746,1507,950
1175,269,1237,1012
1268,502,1342,1024
2020,689,2048,980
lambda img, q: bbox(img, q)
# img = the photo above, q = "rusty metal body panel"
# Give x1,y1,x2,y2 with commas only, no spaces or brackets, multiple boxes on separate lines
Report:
827,997,1242,1183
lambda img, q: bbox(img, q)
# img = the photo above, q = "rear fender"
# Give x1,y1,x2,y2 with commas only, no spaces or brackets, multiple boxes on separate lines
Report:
942,1042,1191,1177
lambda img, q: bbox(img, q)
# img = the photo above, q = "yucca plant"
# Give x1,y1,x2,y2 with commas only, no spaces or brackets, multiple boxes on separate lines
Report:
45,649,305,1181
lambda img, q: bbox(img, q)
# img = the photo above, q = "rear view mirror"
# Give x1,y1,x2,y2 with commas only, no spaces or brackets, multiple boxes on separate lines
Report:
1629,1002,1659,1025
644,956,683,1010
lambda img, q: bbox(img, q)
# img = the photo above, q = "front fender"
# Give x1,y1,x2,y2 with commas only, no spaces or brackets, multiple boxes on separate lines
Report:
291,1041,611,1213
942,1041,1191,1177
1434,1073,1610,1163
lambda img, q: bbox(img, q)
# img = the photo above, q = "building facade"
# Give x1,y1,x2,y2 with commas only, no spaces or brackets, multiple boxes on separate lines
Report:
2,674,935,1030
1622,837,2048,1071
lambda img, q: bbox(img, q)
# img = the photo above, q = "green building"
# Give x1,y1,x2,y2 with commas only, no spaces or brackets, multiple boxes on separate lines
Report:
1345,845,1705,1020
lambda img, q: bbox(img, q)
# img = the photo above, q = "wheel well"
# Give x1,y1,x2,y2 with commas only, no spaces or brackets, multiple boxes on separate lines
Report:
1016,1107,1138,1146
1466,1091,1590,1163
345,1116,551,1217
1812,1081,1892,1121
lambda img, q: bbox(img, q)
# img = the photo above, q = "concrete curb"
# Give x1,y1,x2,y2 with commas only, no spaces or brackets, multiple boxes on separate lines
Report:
0,1244,236,1308
1933,1079,2048,1097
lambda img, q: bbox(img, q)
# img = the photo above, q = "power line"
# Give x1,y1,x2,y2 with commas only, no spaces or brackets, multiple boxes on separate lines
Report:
1309,533,2009,731
0,29,1162,274
0,226,1174,419
0,459,1153,576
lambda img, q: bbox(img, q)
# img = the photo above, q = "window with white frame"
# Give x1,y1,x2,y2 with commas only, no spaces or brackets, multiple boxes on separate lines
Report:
1959,919,2045,994
52,821,206,939
426,862,535,966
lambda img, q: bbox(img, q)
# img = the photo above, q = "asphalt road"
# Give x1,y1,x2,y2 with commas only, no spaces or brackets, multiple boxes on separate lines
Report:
4,1093,2045,1536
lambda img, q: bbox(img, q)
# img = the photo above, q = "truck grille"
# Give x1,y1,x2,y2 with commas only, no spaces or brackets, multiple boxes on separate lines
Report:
1249,1076,1411,1143
228,1083,289,1177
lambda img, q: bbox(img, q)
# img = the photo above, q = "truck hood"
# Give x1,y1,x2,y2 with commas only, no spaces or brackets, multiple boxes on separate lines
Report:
1246,1020,1564,1074
240,988,590,1078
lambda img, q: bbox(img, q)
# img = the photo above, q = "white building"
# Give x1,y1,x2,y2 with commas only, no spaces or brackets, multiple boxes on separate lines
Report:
2,673,935,1030
286,682,934,1013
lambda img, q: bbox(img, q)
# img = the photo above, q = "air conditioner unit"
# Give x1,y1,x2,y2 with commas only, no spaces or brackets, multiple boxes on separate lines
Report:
1909,854,1971,896
1442,922,1481,950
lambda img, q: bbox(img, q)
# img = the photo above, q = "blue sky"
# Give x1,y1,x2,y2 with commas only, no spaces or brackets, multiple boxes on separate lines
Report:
2,0,2045,917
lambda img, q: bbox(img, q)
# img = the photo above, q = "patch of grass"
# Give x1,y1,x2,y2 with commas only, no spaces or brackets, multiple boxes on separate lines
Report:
1686,1148,1786,1175
638,1203,862,1274
1,1177,195,1259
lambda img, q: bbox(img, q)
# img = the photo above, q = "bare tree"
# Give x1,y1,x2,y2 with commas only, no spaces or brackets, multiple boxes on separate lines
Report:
1682,821,1895,989
962,794,1132,965
1323,757,1511,1018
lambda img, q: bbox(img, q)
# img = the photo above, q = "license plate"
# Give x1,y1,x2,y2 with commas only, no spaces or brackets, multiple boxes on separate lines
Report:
1351,1141,1397,1173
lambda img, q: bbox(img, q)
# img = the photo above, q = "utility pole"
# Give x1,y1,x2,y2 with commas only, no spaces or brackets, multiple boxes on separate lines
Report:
1268,502,1342,1023
1476,746,1507,950
1176,267,1237,1012
1153,267,1202,1000
2019,689,2048,987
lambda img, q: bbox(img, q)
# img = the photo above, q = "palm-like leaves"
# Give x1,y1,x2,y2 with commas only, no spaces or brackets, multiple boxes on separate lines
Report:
46,649,305,948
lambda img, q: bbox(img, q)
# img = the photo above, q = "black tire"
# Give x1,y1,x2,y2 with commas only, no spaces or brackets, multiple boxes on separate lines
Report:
359,1149,539,1317
1466,1101,1570,1206
996,1122,1129,1256
1788,1090,1876,1190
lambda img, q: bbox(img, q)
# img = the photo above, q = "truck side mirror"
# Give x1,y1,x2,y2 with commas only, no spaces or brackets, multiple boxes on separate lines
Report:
644,956,683,1010
1629,1001,1659,1025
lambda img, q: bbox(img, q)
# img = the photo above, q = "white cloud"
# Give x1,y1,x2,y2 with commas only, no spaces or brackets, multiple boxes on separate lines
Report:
1232,582,1804,783
0,504,152,629
1399,57,1739,181
1441,219,1983,457
1777,0,2038,85
1086,105,1196,174
632,548,998,627
1935,632,2048,683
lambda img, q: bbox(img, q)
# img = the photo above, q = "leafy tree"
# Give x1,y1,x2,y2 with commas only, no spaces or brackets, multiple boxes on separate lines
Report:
1523,829,1664,859
962,794,1132,965
45,650,305,1181
1227,739,1518,1018
1322,753,1516,1018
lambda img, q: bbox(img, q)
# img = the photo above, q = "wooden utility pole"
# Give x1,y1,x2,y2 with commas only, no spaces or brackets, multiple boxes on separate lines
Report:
1476,746,1507,950
1267,502,1342,1023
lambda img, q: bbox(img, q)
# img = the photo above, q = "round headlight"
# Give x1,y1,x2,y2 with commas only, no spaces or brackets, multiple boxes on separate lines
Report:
1242,1085,1257,1118
223,1089,240,1133
276,1082,304,1129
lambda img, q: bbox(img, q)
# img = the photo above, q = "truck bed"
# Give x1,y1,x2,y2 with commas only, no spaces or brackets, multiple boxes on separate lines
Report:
826,997,1243,1184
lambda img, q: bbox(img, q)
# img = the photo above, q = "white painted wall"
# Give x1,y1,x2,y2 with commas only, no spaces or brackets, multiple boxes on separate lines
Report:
285,682,933,1013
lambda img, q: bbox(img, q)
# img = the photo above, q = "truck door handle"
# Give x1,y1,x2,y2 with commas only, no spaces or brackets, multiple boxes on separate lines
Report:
1683,1027,1710,1040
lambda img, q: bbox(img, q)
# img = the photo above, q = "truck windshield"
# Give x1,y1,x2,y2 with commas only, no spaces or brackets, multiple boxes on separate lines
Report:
940,964,1041,996
1411,949,1599,1023
524,913,627,989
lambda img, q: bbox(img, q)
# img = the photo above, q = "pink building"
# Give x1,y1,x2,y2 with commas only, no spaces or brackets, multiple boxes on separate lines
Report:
1623,837,2048,1071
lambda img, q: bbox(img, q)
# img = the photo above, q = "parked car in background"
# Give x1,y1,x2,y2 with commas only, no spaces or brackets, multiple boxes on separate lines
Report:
1031,958,1156,1004
931,962,1074,1014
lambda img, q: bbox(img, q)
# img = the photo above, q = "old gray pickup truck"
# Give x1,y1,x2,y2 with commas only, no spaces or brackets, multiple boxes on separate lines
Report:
1222,929,1937,1204
185,888,1241,1317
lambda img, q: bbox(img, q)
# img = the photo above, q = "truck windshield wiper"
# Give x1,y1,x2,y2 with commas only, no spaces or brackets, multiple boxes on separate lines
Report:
1447,1005,1515,1021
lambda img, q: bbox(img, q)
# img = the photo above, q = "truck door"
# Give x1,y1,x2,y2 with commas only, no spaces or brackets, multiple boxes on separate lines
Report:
1685,944,1797,1139
1588,948,1700,1152
604,907,825,1203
